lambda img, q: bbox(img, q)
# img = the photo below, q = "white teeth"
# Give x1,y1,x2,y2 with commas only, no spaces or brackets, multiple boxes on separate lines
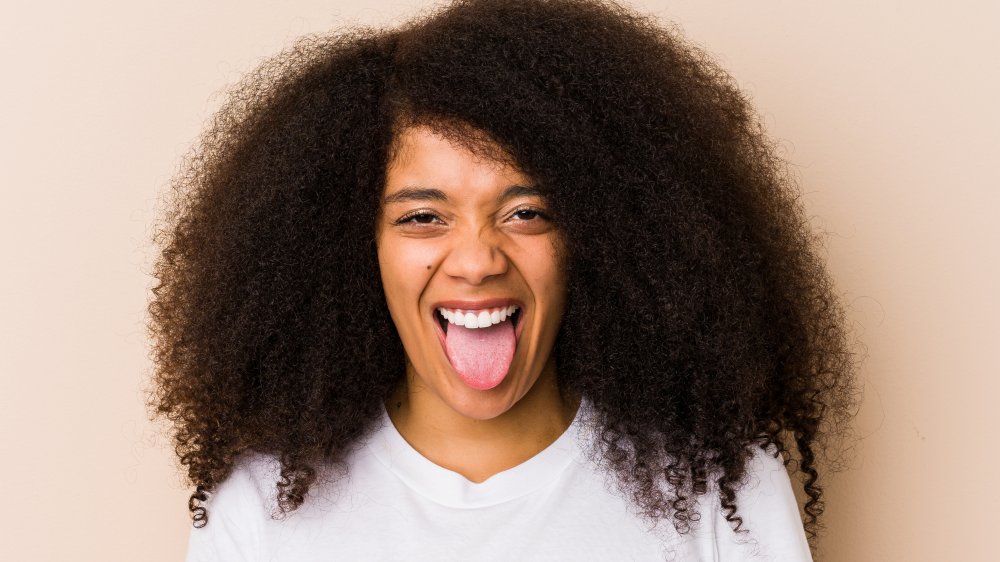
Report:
437,305,519,329
464,312,478,327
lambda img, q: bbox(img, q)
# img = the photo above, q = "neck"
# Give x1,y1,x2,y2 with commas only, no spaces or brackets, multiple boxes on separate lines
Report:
385,359,581,483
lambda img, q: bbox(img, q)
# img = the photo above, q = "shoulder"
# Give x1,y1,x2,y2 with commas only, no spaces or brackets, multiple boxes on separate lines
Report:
573,418,812,561
210,451,284,515
184,452,282,562
736,443,799,510
697,444,813,561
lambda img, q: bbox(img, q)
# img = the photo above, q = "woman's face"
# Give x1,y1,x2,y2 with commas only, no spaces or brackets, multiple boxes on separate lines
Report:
376,126,567,420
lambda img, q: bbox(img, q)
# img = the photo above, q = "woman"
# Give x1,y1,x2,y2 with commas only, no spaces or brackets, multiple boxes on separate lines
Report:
148,0,856,560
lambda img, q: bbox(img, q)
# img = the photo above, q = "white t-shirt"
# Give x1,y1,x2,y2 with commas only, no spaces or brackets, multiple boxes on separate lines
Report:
185,398,812,561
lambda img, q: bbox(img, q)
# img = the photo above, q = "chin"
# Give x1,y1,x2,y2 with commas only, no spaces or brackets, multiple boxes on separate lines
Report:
439,377,525,420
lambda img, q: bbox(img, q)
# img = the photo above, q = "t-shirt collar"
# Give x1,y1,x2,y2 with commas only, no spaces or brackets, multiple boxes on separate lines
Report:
367,397,590,509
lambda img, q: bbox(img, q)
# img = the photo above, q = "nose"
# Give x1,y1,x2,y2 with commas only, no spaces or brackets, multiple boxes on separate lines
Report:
441,227,509,285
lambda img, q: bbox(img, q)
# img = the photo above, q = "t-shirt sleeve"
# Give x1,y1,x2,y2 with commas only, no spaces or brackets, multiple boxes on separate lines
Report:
706,446,814,561
184,457,268,562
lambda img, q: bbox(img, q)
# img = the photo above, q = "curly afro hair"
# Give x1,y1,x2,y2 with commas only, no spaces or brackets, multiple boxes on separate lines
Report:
148,0,856,548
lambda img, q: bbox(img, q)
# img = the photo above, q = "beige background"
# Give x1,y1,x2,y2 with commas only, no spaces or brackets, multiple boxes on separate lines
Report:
1,0,997,560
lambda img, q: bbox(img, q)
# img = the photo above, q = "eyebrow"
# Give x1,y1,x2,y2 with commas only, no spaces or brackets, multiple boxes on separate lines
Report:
381,184,544,205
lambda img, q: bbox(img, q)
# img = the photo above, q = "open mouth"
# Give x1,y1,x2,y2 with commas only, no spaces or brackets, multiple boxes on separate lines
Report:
431,305,525,390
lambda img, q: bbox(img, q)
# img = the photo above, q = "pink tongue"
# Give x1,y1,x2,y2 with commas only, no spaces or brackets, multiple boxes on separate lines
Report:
444,318,516,390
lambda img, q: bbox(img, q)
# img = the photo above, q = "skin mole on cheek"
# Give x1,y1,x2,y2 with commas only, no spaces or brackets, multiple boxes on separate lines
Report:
426,265,431,270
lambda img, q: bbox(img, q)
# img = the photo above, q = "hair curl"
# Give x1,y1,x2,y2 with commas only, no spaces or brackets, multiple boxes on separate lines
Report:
148,0,856,549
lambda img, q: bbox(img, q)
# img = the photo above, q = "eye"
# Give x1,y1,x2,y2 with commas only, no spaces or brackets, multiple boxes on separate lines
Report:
394,211,442,225
510,208,550,222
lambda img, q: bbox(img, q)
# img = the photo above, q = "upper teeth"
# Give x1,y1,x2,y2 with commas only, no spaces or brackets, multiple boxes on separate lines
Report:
437,305,519,329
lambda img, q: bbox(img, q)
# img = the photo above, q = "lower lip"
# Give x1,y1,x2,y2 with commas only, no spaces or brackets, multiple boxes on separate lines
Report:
433,309,525,385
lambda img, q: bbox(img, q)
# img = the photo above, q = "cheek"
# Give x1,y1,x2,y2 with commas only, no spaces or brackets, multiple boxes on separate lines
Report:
376,238,439,309
543,266,569,317
536,236,568,297
514,236,568,320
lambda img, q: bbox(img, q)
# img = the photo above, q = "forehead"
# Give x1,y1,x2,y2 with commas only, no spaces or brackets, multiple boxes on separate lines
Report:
387,122,519,169
383,126,538,201
387,126,520,172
